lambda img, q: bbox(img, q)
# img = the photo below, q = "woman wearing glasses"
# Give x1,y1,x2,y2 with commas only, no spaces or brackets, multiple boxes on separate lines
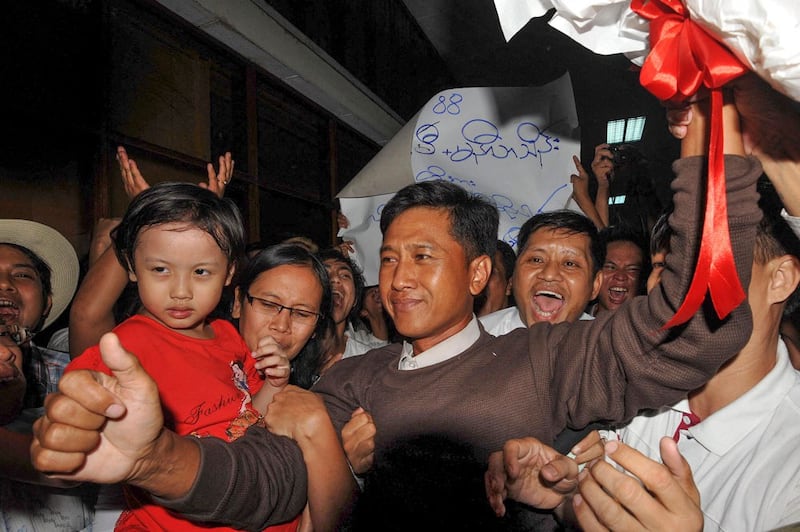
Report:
233,243,333,391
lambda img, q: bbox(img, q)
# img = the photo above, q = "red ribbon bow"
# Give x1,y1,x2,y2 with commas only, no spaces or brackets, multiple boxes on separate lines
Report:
631,0,748,327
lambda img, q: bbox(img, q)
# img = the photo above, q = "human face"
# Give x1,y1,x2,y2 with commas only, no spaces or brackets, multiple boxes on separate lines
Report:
0,244,51,331
598,240,643,313
129,223,233,339
513,228,601,326
380,207,490,354
479,250,511,316
233,264,323,360
325,259,356,326
360,285,383,320
646,251,667,294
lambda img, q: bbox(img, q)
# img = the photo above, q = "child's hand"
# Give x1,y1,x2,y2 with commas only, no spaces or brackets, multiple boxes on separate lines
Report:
251,335,291,388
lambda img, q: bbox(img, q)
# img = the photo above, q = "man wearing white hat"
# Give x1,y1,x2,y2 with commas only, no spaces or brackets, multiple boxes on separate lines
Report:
0,219,94,532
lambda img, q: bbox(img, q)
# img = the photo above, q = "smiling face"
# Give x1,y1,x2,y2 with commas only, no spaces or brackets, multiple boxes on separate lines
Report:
598,240,643,313
513,228,601,326
233,263,323,359
129,223,233,339
379,207,490,354
0,244,51,332
324,259,356,326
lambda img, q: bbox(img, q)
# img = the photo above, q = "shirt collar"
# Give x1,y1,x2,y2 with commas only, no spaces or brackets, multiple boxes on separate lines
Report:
682,340,797,455
398,316,481,370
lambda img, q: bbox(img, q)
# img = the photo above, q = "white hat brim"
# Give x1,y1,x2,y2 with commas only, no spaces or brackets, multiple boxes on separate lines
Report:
0,219,79,330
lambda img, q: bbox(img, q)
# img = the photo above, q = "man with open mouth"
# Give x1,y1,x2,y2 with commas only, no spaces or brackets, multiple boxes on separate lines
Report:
593,227,646,316
481,210,602,337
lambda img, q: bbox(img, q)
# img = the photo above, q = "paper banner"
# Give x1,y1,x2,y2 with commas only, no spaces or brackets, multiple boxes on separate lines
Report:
339,72,581,284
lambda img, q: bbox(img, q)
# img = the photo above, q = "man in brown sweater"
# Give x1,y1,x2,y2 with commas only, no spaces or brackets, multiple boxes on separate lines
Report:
32,103,761,530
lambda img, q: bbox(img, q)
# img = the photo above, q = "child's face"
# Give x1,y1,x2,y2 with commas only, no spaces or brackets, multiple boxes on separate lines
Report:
129,223,233,339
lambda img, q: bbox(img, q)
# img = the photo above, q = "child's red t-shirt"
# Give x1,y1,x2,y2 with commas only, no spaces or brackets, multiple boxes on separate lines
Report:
67,315,300,532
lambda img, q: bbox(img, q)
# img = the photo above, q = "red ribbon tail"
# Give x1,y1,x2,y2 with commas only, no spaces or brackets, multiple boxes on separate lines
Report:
663,89,744,328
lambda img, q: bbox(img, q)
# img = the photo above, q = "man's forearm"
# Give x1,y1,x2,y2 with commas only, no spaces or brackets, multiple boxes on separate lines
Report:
130,429,201,499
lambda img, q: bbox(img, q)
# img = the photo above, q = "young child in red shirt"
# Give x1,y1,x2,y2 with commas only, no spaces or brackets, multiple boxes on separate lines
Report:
68,182,297,531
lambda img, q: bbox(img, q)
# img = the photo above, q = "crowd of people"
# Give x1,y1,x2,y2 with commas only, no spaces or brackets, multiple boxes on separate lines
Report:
2,73,800,531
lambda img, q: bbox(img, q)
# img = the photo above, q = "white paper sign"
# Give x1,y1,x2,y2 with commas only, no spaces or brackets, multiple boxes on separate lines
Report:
340,74,581,285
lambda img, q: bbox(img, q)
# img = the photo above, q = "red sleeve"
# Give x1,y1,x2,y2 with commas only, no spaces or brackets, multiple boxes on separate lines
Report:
65,345,113,376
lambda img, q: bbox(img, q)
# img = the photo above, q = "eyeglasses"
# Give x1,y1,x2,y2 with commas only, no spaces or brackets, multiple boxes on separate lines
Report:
0,324,34,346
245,293,322,326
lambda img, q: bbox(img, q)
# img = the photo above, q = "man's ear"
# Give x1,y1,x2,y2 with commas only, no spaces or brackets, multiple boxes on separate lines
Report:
468,254,492,297
590,270,603,300
232,286,243,319
769,255,800,305
225,264,235,287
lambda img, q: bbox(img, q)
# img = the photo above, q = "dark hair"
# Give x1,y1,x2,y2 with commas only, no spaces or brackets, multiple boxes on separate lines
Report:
756,179,800,314
317,247,366,326
495,240,516,282
516,210,603,274
1,243,52,329
236,244,334,388
649,211,672,257
112,182,245,274
380,181,498,262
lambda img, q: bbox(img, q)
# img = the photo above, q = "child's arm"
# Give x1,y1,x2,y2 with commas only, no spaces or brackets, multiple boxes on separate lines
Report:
265,386,356,531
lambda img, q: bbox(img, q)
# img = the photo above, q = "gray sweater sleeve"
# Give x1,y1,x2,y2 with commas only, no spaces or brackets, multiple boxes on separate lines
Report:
153,426,308,531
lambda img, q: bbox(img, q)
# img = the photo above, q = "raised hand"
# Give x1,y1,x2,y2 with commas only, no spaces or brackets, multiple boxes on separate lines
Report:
199,152,234,198
591,144,614,185
117,146,150,199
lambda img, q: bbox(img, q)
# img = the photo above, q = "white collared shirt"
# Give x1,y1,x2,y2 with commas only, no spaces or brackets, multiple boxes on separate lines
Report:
479,306,593,337
398,316,481,370
342,322,389,360
613,341,800,531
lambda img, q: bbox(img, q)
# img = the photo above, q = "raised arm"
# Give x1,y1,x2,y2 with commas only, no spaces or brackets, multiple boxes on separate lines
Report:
570,155,607,230
547,96,761,431
668,74,800,217
590,144,613,228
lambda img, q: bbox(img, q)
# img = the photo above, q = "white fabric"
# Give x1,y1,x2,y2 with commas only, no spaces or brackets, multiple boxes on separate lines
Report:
782,209,800,239
398,316,481,370
493,0,800,101
341,322,389,360
479,306,594,336
611,341,800,531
